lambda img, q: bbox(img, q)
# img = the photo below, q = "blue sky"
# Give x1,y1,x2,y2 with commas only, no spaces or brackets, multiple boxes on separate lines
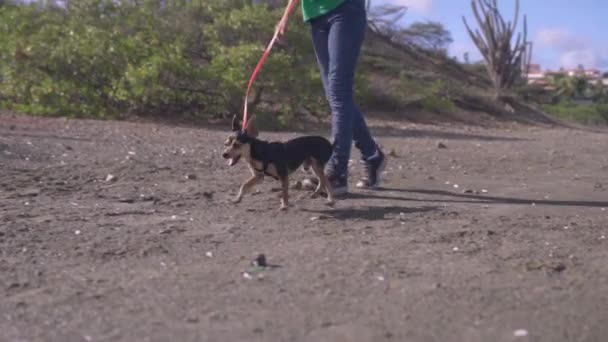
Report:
377,0,608,71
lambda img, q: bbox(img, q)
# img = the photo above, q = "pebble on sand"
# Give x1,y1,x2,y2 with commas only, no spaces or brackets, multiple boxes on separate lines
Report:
513,329,528,337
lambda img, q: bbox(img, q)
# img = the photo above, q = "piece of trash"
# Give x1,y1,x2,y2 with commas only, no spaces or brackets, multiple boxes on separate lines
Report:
105,174,117,182
481,189,488,193
243,272,253,280
74,230,81,235
453,184,459,189
377,276,385,281
513,329,528,337
128,151,136,155
452,246,459,251
171,215,177,220
600,235,606,240
205,251,213,258
563,226,569,230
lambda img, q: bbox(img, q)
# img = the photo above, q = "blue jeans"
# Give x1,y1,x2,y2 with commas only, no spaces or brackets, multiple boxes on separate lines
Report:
309,0,379,179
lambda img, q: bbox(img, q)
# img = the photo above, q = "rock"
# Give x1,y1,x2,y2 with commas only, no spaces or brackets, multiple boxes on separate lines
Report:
253,254,267,268
105,174,117,182
302,178,318,190
387,148,398,157
185,174,197,180
291,180,303,190
437,142,448,149
202,191,214,199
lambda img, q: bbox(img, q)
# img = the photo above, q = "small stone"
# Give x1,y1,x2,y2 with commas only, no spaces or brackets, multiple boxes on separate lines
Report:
514,329,528,337
452,246,459,251
453,184,459,189
481,189,488,193
202,191,214,199
74,230,81,235
291,180,303,190
128,151,136,155
463,189,474,193
243,272,253,280
377,276,385,281
185,174,197,180
205,251,213,258
105,174,117,182
302,178,318,190
387,148,398,157
437,142,448,149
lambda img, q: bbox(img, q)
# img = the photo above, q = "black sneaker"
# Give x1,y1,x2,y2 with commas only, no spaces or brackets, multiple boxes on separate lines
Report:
327,173,348,196
356,149,386,189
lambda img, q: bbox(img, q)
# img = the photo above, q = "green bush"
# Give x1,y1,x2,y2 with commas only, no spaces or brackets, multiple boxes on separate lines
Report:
0,1,349,125
543,102,608,125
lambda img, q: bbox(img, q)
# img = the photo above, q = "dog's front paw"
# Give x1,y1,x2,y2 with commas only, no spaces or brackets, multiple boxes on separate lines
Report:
232,196,243,204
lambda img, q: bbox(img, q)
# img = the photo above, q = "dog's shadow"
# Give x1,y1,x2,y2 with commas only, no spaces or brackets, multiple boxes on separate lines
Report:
302,205,439,221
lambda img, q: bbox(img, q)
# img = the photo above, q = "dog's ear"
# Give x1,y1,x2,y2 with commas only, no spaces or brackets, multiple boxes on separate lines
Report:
231,115,241,132
244,115,258,138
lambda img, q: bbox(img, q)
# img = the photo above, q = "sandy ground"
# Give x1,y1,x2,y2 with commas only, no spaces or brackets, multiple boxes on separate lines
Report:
1,113,607,342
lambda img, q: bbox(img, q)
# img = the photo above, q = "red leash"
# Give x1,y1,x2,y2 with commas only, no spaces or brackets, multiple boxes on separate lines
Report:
242,1,299,131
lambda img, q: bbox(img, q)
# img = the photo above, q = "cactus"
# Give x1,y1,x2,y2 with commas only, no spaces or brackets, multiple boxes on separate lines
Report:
462,0,532,100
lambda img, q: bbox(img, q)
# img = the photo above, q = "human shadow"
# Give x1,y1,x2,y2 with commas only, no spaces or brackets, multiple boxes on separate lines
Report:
303,205,439,221
363,188,608,208
368,126,529,142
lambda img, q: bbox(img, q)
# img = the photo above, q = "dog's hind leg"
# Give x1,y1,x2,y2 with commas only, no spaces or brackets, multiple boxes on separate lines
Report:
310,160,334,206
279,176,289,211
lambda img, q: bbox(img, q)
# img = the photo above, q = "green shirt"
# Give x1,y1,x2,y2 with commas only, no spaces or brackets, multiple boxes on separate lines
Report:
301,0,345,21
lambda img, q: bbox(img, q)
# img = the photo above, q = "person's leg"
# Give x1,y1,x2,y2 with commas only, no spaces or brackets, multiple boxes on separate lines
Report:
309,0,385,193
325,0,385,188
310,12,350,194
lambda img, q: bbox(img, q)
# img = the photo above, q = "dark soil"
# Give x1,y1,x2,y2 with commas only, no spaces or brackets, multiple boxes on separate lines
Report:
1,113,607,342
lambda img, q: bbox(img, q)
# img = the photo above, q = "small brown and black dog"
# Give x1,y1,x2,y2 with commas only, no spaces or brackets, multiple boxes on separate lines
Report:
222,115,334,210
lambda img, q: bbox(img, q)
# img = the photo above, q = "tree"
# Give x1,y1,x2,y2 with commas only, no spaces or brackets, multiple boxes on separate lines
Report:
402,21,453,53
462,0,532,100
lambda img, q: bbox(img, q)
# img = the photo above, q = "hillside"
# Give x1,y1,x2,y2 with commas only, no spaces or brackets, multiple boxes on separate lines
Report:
0,1,573,129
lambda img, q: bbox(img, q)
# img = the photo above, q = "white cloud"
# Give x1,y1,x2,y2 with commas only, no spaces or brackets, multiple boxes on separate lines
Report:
536,28,608,69
382,0,433,14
